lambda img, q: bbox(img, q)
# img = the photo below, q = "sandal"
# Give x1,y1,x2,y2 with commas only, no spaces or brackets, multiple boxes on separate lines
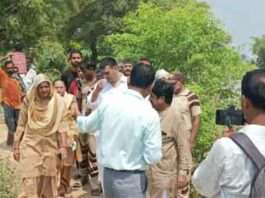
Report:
72,182,81,189
91,188,102,196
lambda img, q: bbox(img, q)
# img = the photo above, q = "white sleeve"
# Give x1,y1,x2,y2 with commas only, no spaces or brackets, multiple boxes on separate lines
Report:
87,89,102,110
143,113,162,165
192,139,227,197
77,109,101,134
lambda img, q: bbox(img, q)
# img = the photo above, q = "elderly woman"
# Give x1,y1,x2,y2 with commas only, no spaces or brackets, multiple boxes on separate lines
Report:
13,74,68,198
54,79,82,198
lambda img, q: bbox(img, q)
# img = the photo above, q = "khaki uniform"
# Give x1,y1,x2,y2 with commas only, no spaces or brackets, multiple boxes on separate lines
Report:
149,106,192,198
172,88,201,198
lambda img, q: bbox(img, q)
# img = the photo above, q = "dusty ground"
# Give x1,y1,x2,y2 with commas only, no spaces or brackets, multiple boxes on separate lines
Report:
0,115,101,198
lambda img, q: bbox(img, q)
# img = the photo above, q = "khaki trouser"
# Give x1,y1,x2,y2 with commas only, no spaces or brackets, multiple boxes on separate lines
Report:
19,176,57,198
150,187,171,198
150,185,190,198
149,173,190,198
149,171,176,198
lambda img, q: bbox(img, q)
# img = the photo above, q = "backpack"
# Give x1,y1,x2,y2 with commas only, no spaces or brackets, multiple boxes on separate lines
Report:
230,133,265,198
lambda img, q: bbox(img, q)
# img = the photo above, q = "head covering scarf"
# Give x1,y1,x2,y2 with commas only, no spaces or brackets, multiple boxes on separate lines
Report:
26,74,66,136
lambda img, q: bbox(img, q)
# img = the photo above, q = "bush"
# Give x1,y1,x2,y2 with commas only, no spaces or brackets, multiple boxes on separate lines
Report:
0,161,17,198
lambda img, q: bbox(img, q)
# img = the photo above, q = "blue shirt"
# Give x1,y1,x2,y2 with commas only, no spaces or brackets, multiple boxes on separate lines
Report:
77,89,162,171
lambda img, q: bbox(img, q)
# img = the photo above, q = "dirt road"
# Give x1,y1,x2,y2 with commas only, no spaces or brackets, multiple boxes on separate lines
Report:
0,119,101,198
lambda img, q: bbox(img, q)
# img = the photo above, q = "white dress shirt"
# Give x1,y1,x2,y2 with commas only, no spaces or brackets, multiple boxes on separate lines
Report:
87,74,128,110
77,89,162,171
192,124,265,198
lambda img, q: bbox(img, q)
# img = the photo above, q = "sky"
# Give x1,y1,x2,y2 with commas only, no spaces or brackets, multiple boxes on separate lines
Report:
200,0,265,56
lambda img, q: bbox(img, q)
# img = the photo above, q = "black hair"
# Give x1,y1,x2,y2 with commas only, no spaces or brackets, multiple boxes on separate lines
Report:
68,49,82,60
99,57,117,70
14,42,23,51
130,63,155,89
152,79,174,105
241,69,265,111
139,57,152,66
3,60,13,68
80,61,96,71
172,72,186,84
53,79,66,87
122,59,133,65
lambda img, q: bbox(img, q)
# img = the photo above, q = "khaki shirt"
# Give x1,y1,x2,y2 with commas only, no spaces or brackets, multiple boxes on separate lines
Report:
172,88,201,134
149,106,192,189
160,106,192,171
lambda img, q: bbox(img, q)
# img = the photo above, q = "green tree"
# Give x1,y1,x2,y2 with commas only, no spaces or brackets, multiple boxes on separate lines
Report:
105,2,251,160
253,35,265,68
0,0,68,47
144,0,198,8
64,0,140,61
0,0,81,71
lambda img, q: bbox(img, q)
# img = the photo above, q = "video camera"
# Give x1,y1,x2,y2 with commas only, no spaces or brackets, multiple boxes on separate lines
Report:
215,106,245,128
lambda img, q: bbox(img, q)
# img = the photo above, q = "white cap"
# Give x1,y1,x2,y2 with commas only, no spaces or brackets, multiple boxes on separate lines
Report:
155,69,171,81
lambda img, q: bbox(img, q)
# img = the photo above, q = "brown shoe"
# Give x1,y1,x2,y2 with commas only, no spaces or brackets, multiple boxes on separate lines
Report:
6,132,14,146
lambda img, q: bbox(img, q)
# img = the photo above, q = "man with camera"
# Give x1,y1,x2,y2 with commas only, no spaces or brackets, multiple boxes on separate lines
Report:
192,69,265,197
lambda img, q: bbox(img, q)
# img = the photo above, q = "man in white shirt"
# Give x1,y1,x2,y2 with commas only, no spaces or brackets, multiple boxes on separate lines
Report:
86,57,128,187
192,69,265,198
77,63,162,198
87,57,128,110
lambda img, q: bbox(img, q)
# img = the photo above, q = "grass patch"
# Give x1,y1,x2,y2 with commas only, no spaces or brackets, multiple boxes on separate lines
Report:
0,161,17,198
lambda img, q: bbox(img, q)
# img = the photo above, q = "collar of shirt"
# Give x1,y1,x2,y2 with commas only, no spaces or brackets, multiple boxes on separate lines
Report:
103,73,127,90
113,73,127,87
125,89,145,101
175,88,190,97
119,73,127,83
159,106,174,135
239,124,265,138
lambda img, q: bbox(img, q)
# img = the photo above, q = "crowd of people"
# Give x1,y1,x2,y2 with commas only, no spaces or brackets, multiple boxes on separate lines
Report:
0,48,265,198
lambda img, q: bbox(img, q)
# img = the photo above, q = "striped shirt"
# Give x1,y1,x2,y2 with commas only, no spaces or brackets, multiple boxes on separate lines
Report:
171,88,201,133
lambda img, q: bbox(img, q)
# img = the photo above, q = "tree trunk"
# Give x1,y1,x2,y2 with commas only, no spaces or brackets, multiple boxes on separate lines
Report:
90,39,98,62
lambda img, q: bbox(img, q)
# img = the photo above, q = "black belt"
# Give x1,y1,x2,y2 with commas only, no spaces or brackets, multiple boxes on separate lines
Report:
104,167,145,174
